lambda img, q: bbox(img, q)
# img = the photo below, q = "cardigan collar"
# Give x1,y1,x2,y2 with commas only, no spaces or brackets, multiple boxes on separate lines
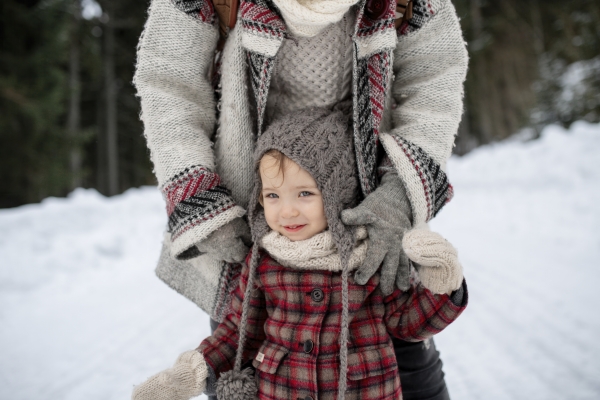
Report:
239,0,398,195
271,0,360,38
239,0,397,58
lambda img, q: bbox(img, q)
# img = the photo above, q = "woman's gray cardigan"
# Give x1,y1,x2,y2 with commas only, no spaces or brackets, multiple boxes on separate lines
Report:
133,0,468,320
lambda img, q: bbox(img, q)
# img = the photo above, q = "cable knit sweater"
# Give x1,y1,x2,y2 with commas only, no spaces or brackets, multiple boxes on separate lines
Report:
265,13,355,126
134,0,468,318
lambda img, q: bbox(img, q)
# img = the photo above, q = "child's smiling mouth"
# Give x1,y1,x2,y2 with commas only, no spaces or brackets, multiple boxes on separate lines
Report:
283,224,306,233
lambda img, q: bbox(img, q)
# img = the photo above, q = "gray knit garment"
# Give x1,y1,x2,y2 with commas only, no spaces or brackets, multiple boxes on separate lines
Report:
264,12,354,127
224,107,360,400
249,106,360,256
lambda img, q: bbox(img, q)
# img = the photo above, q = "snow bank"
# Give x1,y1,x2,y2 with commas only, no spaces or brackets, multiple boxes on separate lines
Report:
430,121,600,399
1,122,599,399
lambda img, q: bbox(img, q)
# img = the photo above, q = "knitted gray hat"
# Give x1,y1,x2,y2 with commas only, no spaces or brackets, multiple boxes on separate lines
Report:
216,107,359,400
248,106,360,254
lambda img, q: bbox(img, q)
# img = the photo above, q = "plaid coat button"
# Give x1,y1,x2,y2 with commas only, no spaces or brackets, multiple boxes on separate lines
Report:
304,396,314,400
303,339,314,353
310,288,324,302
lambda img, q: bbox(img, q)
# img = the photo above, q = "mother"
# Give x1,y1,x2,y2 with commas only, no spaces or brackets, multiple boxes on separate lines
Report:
133,0,467,398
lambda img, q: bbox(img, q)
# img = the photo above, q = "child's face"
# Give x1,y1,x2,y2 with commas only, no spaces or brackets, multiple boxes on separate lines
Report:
259,154,328,241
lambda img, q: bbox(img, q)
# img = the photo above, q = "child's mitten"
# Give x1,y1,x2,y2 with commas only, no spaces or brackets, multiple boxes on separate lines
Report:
132,350,208,400
402,228,463,295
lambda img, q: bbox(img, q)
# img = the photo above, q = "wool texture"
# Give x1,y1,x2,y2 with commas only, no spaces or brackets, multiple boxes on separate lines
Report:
234,108,359,400
215,367,257,399
194,217,251,263
341,171,413,295
264,13,354,126
380,0,468,224
134,0,245,258
402,227,464,294
260,228,368,271
155,233,225,319
271,0,359,37
131,350,208,400
135,0,468,320
200,252,468,399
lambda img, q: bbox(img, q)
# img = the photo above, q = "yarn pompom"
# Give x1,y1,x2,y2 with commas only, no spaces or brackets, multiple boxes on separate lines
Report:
215,367,258,400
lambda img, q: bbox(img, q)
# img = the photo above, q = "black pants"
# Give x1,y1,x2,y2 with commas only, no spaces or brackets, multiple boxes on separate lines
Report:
208,319,450,400
392,337,450,400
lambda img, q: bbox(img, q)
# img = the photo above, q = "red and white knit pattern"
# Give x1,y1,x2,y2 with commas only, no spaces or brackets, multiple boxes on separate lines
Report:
171,0,216,24
135,0,467,314
380,134,453,224
161,166,245,256
396,0,434,35
241,0,286,38
366,52,391,138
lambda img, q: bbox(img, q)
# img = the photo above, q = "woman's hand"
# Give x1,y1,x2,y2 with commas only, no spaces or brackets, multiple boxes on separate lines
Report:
342,173,412,295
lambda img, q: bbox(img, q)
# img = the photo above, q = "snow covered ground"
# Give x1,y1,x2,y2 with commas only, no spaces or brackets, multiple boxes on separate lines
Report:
1,121,599,399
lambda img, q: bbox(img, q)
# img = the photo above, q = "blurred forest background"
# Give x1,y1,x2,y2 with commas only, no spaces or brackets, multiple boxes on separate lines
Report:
1,0,599,208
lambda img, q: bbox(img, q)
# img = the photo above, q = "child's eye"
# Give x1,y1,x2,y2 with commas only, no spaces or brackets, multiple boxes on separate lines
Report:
299,191,313,197
265,193,278,199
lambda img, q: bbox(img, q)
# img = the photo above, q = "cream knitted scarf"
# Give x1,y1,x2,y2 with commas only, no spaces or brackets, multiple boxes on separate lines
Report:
260,227,368,271
272,0,359,37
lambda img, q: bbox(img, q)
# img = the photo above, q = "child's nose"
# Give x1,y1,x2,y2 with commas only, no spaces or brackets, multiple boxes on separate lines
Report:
280,202,299,218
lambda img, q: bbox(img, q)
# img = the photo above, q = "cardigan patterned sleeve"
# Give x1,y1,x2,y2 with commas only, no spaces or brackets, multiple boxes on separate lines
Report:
198,262,267,376
379,0,468,226
383,279,468,342
134,0,245,258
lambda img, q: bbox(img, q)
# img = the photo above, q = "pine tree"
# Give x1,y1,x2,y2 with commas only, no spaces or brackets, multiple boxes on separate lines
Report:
0,0,71,207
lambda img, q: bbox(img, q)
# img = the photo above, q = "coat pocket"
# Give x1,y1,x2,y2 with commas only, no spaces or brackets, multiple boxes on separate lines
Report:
347,344,398,381
252,341,289,375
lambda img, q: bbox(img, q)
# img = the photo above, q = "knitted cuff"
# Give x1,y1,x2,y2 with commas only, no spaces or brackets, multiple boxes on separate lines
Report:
380,133,453,225
132,350,209,400
161,166,246,259
402,228,463,294
172,350,209,396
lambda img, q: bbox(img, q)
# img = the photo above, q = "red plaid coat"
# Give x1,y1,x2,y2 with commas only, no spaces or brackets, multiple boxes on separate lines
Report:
199,252,467,400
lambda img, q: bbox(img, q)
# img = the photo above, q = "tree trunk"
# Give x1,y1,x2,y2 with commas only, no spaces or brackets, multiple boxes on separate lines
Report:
67,0,82,189
104,12,119,196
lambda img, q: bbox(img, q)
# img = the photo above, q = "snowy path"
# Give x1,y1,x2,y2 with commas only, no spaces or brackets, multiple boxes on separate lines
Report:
1,122,599,399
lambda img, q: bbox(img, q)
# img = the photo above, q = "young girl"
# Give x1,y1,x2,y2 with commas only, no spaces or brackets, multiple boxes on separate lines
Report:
132,109,467,400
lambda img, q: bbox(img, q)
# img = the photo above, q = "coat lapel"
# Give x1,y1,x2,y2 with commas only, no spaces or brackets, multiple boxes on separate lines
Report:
352,0,397,195
239,0,398,193
240,0,285,134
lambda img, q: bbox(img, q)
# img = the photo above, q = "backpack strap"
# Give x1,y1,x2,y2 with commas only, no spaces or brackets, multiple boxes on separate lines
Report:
365,0,414,29
213,0,239,51
394,0,413,29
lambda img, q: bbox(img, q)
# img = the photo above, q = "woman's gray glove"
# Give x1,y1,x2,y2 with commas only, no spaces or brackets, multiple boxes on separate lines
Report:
178,217,251,263
341,173,412,295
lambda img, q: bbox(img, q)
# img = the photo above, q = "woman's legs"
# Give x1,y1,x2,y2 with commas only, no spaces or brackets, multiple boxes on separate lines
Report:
393,337,450,400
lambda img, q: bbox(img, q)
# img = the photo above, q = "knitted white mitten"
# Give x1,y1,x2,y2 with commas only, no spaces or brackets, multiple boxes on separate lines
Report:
402,228,463,295
132,350,208,400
